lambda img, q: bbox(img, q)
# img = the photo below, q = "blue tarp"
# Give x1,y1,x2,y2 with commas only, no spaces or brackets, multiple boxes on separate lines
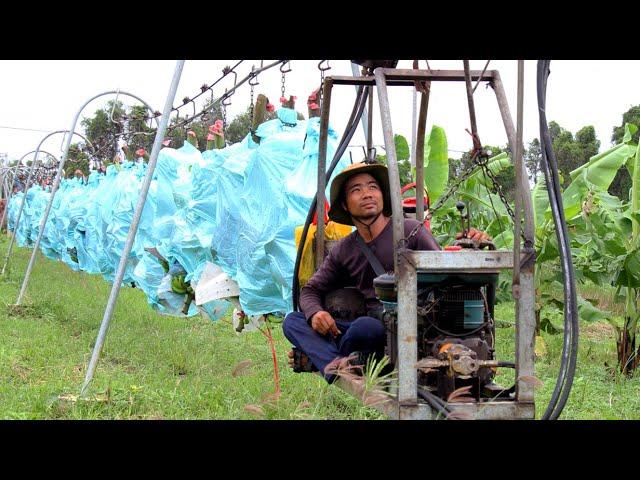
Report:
8,109,350,320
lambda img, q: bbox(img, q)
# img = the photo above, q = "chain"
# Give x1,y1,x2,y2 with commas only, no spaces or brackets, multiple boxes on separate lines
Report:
480,157,516,222
406,223,423,243
318,60,330,109
281,70,286,101
249,69,257,130
221,102,227,137
249,85,253,130
279,60,291,105
429,159,480,213
480,157,527,243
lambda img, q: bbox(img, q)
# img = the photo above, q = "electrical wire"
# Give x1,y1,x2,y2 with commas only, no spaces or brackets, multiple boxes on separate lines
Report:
292,85,370,310
537,60,579,420
417,386,451,419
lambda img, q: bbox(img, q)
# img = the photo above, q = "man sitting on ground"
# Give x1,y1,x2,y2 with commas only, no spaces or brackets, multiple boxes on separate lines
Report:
282,162,490,382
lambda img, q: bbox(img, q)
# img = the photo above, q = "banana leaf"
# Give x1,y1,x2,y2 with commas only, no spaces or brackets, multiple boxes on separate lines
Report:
492,230,513,249
561,170,593,221
421,125,449,204
614,248,640,288
394,134,410,161
465,152,511,188
577,295,608,323
569,143,636,191
532,175,550,230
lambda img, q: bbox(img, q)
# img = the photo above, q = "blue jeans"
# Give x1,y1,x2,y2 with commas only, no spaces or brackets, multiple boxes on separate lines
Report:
282,311,386,383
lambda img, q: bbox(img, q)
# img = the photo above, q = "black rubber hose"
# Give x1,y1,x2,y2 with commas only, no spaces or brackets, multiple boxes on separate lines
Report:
417,387,450,419
292,85,370,310
540,60,579,420
537,60,579,420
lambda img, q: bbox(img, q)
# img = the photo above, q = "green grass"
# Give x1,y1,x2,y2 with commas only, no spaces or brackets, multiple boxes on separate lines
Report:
0,234,638,419
0,236,382,419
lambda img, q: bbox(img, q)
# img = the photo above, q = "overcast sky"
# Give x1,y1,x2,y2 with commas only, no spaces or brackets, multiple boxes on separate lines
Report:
1,60,639,164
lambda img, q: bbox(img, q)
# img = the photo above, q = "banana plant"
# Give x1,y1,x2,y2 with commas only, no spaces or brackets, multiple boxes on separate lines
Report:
424,143,514,247
414,123,640,373
533,123,640,374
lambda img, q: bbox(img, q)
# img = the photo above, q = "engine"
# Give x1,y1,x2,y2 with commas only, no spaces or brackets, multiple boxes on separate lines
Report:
374,271,505,402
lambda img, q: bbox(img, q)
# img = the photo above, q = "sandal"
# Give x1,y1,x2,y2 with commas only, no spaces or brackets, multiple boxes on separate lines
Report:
291,348,318,373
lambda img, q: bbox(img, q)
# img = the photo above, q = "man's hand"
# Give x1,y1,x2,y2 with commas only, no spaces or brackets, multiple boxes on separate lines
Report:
311,310,341,338
456,227,492,245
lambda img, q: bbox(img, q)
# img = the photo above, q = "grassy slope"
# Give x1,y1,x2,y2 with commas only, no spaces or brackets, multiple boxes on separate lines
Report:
0,236,638,419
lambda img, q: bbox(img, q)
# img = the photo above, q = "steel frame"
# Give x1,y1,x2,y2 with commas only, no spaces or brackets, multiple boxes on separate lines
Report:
316,64,536,420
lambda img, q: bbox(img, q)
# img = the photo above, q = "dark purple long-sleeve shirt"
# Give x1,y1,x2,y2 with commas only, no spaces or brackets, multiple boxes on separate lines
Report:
299,218,440,322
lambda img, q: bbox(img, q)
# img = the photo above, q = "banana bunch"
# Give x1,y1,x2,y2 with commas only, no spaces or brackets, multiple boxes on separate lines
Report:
170,273,196,315
67,247,78,264
170,274,191,295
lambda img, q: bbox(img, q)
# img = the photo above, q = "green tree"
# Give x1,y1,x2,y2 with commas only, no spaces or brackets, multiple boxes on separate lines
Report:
576,126,600,161
611,105,640,145
524,138,542,183
66,143,90,177
548,120,562,143
609,105,640,201
376,134,413,187
125,104,155,154
548,122,600,188
81,100,125,161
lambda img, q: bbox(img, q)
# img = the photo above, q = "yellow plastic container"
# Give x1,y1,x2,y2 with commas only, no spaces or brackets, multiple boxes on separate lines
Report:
294,221,352,287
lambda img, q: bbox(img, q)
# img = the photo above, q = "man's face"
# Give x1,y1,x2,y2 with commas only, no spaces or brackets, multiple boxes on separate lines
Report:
343,172,383,222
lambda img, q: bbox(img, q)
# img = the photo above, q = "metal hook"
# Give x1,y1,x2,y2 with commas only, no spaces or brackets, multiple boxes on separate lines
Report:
221,89,233,107
249,66,260,86
318,60,331,71
109,89,121,125
280,60,291,73
173,109,180,132
221,65,238,88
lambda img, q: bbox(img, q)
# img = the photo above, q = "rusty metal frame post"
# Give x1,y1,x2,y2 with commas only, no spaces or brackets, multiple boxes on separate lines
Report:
411,89,417,168
351,62,369,142
490,66,536,405
490,71,535,244
514,61,535,404
319,65,536,420
315,78,333,270
374,68,422,419
415,87,430,222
